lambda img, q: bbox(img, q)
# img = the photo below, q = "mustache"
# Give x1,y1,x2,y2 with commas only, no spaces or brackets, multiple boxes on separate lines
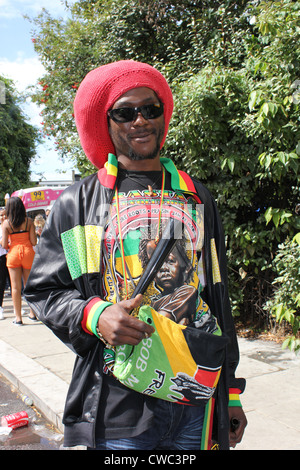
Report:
128,129,156,139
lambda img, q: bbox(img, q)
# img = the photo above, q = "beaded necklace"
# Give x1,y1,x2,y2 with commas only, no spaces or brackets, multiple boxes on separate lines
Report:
115,167,165,299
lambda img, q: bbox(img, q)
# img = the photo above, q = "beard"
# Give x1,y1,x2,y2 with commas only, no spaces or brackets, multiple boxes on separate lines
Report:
128,141,161,161
127,125,164,161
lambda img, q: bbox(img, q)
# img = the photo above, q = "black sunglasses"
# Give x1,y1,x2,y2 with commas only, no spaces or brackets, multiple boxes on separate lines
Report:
108,102,164,123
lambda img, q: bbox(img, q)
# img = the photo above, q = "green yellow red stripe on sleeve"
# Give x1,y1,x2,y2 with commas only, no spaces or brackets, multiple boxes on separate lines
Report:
228,388,242,407
82,297,113,336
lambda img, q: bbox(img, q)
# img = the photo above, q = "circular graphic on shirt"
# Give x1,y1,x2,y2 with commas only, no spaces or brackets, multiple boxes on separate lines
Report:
102,189,204,325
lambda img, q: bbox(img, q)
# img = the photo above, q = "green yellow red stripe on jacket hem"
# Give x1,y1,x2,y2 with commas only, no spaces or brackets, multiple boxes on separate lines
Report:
228,388,242,407
82,298,113,336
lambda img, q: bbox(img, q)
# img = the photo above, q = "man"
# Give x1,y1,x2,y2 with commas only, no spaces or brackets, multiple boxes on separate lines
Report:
25,60,247,450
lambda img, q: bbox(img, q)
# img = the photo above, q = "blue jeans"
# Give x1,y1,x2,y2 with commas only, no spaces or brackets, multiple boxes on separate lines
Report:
90,400,204,450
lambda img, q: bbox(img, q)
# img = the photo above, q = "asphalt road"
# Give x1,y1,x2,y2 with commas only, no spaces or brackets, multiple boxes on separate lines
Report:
0,373,64,450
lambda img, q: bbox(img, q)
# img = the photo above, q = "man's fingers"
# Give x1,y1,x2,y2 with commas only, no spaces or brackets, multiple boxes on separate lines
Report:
98,296,155,346
120,294,143,313
125,310,155,336
106,317,154,346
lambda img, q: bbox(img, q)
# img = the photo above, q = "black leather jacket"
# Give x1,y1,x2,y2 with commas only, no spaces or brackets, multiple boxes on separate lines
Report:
25,162,245,449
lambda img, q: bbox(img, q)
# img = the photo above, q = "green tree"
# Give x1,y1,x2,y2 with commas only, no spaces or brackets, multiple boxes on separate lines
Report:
0,77,40,204
165,0,300,323
27,0,252,175
264,233,300,354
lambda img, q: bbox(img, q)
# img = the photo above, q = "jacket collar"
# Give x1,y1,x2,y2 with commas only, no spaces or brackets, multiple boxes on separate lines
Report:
97,153,200,202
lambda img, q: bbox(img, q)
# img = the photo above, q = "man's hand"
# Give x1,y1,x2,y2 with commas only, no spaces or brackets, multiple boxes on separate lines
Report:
97,294,155,346
228,406,247,448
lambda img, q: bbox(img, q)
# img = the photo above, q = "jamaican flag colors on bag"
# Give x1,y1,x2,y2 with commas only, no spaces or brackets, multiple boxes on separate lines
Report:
107,305,228,406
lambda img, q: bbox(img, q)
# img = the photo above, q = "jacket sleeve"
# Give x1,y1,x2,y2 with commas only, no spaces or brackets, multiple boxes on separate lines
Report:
24,196,101,357
194,181,246,402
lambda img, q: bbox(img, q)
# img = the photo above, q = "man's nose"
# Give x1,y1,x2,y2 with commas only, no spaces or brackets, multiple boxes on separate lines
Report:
132,111,148,125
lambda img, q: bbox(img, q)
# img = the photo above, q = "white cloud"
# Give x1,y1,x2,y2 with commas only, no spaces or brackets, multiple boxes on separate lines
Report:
0,0,71,19
0,0,21,19
0,55,44,125
32,143,74,180
0,55,44,92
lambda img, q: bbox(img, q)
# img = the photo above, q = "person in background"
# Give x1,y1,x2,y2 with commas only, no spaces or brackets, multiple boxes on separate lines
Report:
0,207,9,320
34,214,46,244
1,197,37,325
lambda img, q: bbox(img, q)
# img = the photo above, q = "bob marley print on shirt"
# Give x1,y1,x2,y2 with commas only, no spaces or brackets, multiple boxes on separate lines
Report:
102,183,219,333
101,183,226,406
102,186,203,321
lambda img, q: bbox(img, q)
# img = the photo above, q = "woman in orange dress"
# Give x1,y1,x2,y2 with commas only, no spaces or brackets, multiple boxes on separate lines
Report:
1,197,37,325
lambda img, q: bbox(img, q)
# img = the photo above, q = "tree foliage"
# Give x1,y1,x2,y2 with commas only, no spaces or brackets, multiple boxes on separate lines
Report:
264,234,300,354
28,0,300,346
27,0,253,174
165,1,300,324
0,77,40,204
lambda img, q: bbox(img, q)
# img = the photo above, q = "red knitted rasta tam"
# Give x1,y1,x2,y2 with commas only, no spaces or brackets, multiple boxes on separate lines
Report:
73,60,174,169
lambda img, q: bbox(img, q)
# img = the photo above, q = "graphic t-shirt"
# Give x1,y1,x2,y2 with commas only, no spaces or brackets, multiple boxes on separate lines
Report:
101,168,206,323
96,168,219,439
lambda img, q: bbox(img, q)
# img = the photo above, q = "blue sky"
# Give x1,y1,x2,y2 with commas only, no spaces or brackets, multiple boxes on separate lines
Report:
0,0,76,183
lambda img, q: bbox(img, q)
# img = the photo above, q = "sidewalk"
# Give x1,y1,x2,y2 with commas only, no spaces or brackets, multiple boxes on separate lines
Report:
0,293,299,450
